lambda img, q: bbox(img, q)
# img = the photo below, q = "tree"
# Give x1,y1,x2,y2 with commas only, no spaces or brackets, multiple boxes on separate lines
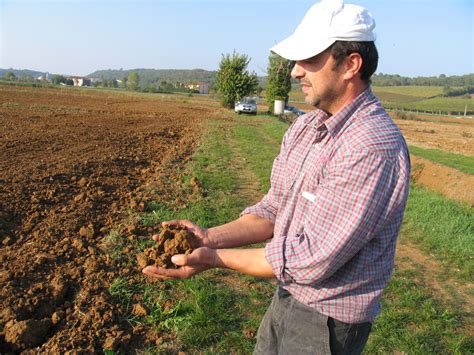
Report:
52,74,66,85
19,75,34,83
215,51,258,108
265,53,293,113
4,71,16,81
127,72,140,91
102,79,118,88
121,76,128,88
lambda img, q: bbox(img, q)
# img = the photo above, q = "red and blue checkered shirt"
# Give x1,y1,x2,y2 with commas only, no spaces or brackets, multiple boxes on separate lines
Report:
242,87,410,323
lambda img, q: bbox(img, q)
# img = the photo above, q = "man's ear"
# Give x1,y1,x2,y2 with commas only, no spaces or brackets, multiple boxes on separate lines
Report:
343,53,363,80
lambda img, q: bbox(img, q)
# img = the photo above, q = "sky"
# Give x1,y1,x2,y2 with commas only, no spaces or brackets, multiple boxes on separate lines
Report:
0,0,473,77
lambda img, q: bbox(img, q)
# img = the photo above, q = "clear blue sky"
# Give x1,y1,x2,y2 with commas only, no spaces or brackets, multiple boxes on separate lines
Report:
1,0,473,77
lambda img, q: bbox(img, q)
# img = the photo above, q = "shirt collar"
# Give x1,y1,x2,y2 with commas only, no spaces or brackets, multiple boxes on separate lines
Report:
301,86,375,137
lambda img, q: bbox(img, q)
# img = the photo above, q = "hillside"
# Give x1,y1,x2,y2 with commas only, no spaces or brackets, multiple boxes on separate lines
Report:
88,68,218,85
0,68,48,79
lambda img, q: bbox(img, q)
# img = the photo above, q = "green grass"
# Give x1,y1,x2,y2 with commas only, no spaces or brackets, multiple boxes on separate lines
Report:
372,85,444,99
374,91,428,104
409,145,474,175
371,86,473,114
385,97,473,114
233,115,287,192
401,185,474,279
364,268,473,354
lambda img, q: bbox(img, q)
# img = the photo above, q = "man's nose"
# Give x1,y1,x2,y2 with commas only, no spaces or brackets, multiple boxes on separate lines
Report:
291,62,304,80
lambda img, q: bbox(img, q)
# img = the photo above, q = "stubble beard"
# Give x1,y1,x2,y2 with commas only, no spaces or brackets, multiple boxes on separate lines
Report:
306,84,339,113
302,84,321,107
306,95,321,107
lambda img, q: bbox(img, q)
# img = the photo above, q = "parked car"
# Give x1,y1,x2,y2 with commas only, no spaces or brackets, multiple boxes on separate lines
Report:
284,105,306,116
235,97,257,115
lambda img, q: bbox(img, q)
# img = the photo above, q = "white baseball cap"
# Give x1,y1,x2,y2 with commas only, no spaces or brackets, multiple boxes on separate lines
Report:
271,0,376,61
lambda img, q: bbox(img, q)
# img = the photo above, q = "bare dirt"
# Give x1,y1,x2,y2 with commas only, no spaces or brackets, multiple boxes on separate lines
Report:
410,155,474,206
137,225,199,269
392,115,474,156
0,84,211,353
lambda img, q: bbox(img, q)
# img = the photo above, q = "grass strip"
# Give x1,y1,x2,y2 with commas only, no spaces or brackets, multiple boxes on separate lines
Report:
364,268,473,354
109,117,275,353
402,184,474,280
409,145,474,175
233,115,287,192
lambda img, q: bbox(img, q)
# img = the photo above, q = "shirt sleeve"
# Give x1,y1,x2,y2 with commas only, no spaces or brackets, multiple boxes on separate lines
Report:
265,148,402,285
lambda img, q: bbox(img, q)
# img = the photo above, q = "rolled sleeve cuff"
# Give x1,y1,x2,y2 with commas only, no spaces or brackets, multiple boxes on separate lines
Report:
264,236,293,284
241,201,277,224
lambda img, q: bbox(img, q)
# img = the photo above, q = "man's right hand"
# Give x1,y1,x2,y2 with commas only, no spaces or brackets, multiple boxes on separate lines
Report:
155,219,215,248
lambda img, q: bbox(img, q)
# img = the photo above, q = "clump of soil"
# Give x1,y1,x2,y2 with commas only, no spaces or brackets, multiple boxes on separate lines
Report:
137,225,199,269
4,319,52,351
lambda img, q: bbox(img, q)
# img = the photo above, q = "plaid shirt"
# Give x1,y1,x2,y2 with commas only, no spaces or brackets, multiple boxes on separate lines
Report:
242,87,410,323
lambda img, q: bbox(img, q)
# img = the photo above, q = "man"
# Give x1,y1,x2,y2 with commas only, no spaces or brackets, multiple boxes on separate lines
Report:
143,1,410,353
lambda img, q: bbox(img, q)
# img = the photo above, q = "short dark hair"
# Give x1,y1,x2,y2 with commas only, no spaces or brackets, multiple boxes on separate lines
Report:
329,41,378,83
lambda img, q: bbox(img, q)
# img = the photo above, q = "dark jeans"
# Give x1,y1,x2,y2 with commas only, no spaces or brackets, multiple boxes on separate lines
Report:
254,288,372,355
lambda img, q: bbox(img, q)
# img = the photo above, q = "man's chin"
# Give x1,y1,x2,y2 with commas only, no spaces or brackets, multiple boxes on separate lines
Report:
305,97,321,107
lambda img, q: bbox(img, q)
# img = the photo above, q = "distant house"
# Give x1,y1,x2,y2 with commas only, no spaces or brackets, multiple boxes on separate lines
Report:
70,77,91,87
37,73,51,82
198,82,209,94
185,81,209,94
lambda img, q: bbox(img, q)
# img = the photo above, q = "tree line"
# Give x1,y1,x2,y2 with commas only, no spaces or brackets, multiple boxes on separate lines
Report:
371,73,473,87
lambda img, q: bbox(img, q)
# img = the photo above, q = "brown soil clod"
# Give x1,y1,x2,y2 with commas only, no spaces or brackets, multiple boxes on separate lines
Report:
137,225,199,269
4,318,52,351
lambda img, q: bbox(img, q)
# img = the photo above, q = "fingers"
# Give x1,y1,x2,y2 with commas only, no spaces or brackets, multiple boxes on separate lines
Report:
171,253,202,266
162,219,195,229
170,254,187,266
171,248,213,266
142,265,190,280
141,249,213,281
152,220,195,241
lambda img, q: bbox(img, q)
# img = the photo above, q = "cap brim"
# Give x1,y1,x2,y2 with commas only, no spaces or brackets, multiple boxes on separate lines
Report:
270,34,335,61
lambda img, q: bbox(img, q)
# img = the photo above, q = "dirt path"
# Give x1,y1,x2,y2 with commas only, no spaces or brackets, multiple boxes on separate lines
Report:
228,122,265,205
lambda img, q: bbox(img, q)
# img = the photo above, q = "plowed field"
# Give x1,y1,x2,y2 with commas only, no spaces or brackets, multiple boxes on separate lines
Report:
0,84,208,352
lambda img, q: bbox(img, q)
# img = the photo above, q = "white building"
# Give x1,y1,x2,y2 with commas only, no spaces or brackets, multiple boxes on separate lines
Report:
70,77,91,87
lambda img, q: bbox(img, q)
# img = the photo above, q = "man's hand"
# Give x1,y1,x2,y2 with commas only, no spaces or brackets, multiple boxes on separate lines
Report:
154,219,215,248
142,247,215,280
